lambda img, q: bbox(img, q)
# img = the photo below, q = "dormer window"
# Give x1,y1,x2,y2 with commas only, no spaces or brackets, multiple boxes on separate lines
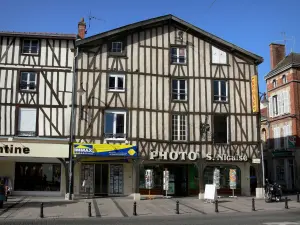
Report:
22,39,39,54
282,75,287,84
111,42,122,53
272,79,277,88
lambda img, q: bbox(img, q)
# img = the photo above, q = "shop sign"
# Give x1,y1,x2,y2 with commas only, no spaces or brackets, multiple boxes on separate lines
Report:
149,150,199,161
73,143,138,157
0,145,30,155
206,154,248,162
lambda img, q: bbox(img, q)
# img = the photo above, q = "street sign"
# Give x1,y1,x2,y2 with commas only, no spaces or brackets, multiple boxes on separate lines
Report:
252,158,261,164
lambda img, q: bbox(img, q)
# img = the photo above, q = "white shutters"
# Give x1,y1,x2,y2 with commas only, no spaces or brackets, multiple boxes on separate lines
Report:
269,90,290,117
212,46,227,64
283,124,292,149
18,108,37,136
273,127,281,150
278,93,283,115
269,97,273,117
283,91,290,113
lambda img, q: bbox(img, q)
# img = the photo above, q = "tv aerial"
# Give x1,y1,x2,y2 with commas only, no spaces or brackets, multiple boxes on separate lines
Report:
85,11,106,34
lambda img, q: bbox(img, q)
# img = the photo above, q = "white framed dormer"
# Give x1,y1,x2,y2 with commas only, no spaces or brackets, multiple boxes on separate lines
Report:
104,110,126,140
108,74,125,92
211,46,227,64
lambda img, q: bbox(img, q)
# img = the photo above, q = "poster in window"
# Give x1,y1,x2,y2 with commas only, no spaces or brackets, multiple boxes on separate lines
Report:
229,169,236,190
145,169,153,189
213,168,220,189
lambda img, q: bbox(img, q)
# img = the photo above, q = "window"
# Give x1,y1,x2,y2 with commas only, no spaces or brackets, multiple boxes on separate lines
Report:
282,75,287,84
18,108,37,136
108,74,125,91
268,91,290,117
273,126,281,150
104,111,126,139
212,46,227,64
213,115,228,143
272,79,277,88
172,79,187,101
283,124,291,149
22,39,39,54
171,47,186,64
14,162,61,191
19,72,37,91
213,80,228,102
111,42,122,53
172,114,187,141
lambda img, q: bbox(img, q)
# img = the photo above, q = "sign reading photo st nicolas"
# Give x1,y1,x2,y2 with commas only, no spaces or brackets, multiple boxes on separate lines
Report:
149,150,248,162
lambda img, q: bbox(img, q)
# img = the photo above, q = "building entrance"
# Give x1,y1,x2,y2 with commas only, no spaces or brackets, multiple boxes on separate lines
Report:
94,164,109,196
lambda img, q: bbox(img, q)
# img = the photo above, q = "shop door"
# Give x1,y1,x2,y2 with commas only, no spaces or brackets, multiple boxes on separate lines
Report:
94,164,109,196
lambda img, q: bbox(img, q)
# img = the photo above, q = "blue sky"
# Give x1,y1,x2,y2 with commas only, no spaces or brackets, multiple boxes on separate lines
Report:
1,0,299,92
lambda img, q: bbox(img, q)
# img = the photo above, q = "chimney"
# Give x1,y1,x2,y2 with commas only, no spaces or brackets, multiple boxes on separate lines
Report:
269,43,286,69
78,18,86,39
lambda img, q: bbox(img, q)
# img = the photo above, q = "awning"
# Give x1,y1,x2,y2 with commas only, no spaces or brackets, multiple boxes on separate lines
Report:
73,143,138,157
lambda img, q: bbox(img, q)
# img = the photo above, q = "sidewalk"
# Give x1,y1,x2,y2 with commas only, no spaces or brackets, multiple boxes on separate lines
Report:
0,195,299,220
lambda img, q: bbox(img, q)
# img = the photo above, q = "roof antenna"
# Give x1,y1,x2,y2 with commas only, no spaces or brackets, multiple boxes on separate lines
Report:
85,10,106,34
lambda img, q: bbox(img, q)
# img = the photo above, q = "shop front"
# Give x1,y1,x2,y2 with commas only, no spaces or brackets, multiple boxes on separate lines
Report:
0,142,69,196
72,143,138,197
138,149,251,197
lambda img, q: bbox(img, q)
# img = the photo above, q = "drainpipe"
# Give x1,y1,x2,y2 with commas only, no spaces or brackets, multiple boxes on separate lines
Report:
68,45,79,200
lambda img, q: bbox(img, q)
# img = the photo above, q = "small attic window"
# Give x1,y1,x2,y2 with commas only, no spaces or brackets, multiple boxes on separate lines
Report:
282,75,287,84
111,42,122,53
272,79,277,88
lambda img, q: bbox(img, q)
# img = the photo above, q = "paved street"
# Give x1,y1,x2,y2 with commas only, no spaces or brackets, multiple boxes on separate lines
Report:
0,209,300,225
0,195,300,221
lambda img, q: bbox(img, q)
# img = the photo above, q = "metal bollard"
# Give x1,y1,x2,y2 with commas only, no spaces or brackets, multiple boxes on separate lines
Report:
252,198,255,211
297,192,299,203
88,202,91,217
133,201,137,216
176,201,179,214
215,200,219,213
285,197,289,209
40,203,44,218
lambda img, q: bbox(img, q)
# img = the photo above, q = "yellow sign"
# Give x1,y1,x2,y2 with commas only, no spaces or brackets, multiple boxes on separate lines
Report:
251,75,259,113
73,143,137,157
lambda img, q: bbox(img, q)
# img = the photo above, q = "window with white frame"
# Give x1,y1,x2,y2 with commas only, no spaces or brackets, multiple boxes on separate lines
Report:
22,39,39,54
171,47,186,64
211,46,227,64
18,108,37,136
111,42,122,53
283,123,292,149
268,91,290,117
272,79,277,88
273,126,281,150
282,75,287,84
172,114,186,141
104,110,126,139
172,79,187,101
108,74,125,91
20,72,37,91
213,80,228,102
213,115,228,143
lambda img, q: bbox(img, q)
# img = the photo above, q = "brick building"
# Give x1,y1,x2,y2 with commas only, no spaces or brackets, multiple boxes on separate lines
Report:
264,43,300,192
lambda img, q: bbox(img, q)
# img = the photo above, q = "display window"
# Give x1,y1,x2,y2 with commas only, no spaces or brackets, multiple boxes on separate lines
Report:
14,162,61,191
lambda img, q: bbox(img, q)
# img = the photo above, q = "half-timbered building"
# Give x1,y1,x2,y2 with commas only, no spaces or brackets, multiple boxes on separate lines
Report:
72,15,263,199
0,31,76,196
